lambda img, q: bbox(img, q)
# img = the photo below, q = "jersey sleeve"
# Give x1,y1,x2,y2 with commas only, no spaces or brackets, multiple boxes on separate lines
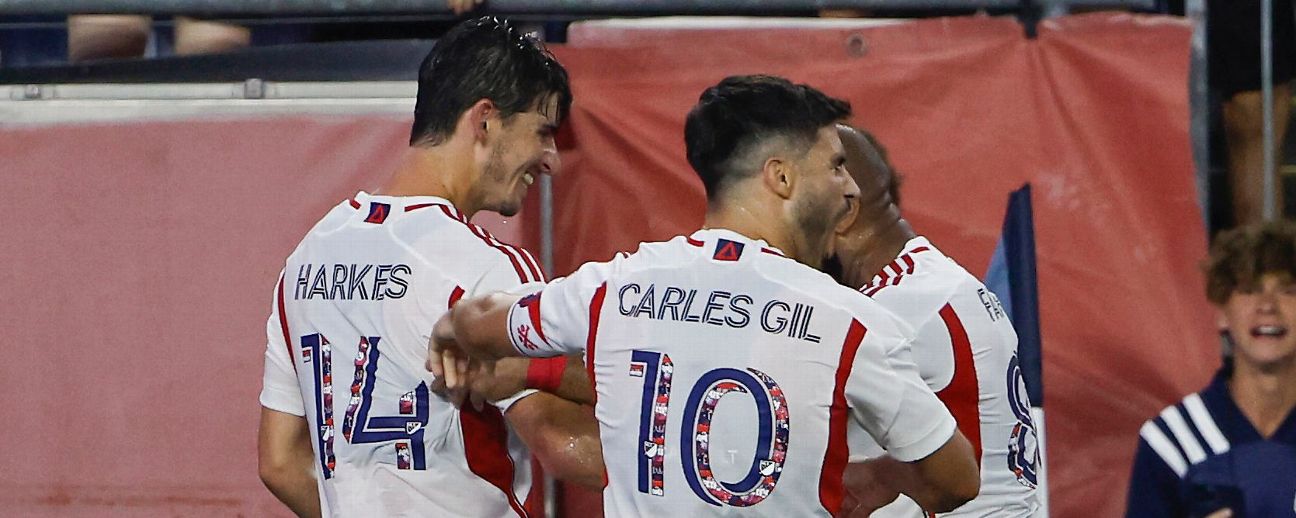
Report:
845,316,957,462
463,247,547,410
259,278,305,416
1124,431,1185,517
505,256,620,358
467,247,545,297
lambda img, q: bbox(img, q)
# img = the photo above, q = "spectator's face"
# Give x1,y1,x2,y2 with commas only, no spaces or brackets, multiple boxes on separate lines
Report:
789,126,859,264
1220,272,1296,370
476,95,561,217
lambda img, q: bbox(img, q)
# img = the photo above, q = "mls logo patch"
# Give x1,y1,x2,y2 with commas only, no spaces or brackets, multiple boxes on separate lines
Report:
365,202,391,224
713,239,745,261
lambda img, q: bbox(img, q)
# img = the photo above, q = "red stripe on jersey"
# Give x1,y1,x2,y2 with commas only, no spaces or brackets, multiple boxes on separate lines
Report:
937,304,983,466
434,204,532,283
276,275,295,374
517,248,545,282
524,460,544,515
760,247,785,257
448,285,465,308
435,204,468,223
525,293,548,344
405,203,438,213
686,237,704,247
819,319,867,515
586,282,610,487
585,283,608,405
901,255,916,274
462,220,533,282
348,198,361,209
460,406,529,517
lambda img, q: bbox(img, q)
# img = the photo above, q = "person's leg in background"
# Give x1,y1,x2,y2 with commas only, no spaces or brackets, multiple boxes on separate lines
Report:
173,17,250,55
1223,83,1292,225
1209,0,1296,227
67,15,150,62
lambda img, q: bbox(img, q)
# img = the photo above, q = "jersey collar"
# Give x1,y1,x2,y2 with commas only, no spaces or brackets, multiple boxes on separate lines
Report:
1201,365,1296,445
689,228,785,257
350,191,464,220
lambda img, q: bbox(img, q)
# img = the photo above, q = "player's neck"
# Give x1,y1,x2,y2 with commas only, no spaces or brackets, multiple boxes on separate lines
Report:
376,146,478,214
1229,357,1296,438
704,202,802,263
840,206,917,288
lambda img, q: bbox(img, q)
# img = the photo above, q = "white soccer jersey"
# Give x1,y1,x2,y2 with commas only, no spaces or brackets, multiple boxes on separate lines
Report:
503,228,957,517
258,192,545,518
853,237,1040,517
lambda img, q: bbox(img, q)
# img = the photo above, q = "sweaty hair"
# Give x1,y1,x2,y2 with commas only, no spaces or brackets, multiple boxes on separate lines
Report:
685,75,852,201
1204,220,1296,304
410,16,572,147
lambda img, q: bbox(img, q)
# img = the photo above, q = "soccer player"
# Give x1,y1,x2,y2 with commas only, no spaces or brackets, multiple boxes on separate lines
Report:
256,17,599,518
429,75,980,516
1125,221,1296,518
826,125,1040,517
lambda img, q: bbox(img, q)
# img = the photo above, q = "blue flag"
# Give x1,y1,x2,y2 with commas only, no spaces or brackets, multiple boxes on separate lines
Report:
985,184,1044,407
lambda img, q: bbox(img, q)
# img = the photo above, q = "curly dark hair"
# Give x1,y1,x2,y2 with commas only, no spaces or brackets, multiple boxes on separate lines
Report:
1204,220,1296,304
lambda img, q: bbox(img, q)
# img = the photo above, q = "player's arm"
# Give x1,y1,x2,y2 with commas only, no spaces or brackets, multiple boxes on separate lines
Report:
844,432,978,514
257,407,322,518
504,391,605,489
430,291,529,382
845,317,979,513
257,277,322,518
432,292,607,485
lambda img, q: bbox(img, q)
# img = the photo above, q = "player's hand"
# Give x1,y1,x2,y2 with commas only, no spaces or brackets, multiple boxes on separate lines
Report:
427,312,473,392
841,460,901,517
466,358,528,404
446,0,484,15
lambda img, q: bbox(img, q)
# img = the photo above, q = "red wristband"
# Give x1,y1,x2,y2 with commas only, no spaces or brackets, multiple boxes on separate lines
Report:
526,357,566,393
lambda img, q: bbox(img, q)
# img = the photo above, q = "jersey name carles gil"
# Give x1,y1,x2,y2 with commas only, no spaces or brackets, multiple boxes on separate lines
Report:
504,228,957,517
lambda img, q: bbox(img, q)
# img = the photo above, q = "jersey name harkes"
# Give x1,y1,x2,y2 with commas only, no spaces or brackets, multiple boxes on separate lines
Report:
293,263,412,301
616,283,822,343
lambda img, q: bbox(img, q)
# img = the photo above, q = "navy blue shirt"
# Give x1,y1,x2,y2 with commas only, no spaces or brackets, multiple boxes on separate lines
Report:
1126,367,1296,517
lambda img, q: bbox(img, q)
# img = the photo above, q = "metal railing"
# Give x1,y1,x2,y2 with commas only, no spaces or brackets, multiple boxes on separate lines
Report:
0,0,1154,16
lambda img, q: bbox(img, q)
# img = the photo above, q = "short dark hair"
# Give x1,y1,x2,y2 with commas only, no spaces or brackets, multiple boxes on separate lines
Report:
1204,220,1296,304
410,17,572,146
846,125,904,207
685,75,852,201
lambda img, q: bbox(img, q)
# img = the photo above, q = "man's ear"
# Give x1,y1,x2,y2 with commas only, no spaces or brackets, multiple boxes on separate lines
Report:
466,99,497,143
762,155,795,200
1216,309,1230,332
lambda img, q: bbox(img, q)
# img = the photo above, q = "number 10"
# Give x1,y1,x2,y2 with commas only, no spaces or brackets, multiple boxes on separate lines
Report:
630,350,791,507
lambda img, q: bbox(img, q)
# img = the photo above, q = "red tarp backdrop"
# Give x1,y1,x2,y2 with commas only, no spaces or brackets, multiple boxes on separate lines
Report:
0,13,1213,518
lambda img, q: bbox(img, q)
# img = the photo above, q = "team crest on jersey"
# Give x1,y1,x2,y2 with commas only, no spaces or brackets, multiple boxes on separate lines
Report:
713,239,745,261
364,202,391,224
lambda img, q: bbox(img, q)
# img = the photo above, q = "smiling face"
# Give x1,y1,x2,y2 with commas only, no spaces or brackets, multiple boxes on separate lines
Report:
471,95,562,217
1219,272,1296,372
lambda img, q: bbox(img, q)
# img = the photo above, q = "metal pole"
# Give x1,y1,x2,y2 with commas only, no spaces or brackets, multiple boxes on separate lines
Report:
1188,0,1210,226
1263,0,1277,221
